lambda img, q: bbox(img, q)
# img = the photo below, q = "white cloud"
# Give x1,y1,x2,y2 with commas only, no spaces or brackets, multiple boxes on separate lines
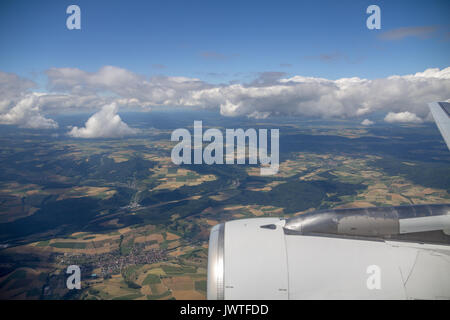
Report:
46,66,209,106
68,103,138,138
361,119,374,126
176,67,450,120
0,72,58,129
0,92,58,129
1,66,450,128
384,111,423,124
213,67,450,119
43,66,450,121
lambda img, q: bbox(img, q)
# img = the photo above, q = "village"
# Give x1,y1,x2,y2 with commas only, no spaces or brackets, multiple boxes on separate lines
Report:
56,243,167,278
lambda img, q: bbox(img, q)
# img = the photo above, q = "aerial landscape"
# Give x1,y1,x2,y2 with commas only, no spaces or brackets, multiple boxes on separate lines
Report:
0,0,449,301
0,113,449,299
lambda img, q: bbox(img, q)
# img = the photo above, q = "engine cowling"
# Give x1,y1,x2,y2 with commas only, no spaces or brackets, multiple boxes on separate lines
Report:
207,204,450,299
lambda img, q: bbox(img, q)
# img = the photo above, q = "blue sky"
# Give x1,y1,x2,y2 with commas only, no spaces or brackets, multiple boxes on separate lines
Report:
1,0,449,84
0,0,449,133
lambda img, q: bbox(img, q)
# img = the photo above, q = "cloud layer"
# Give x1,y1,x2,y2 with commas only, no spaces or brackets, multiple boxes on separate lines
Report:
46,65,450,121
0,66,449,131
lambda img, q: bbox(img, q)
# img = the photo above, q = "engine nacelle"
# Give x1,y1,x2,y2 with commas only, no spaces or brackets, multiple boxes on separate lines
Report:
207,205,450,299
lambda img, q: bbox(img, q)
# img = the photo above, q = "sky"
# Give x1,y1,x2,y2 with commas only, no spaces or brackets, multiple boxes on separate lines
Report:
1,0,449,82
0,0,449,137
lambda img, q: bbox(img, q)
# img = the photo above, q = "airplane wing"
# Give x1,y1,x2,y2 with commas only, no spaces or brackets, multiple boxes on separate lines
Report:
429,102,450,150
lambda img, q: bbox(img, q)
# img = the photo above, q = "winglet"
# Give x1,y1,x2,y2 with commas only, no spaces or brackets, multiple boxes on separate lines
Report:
428,102,450,151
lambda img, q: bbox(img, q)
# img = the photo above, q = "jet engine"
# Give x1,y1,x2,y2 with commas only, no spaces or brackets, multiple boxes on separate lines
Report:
207,204,450,299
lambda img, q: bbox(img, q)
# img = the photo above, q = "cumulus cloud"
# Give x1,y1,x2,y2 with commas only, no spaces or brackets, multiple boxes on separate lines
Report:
384,111,423,124
0,72,58,129
361,119,374,126
68,103,138,138
0,93,58,129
